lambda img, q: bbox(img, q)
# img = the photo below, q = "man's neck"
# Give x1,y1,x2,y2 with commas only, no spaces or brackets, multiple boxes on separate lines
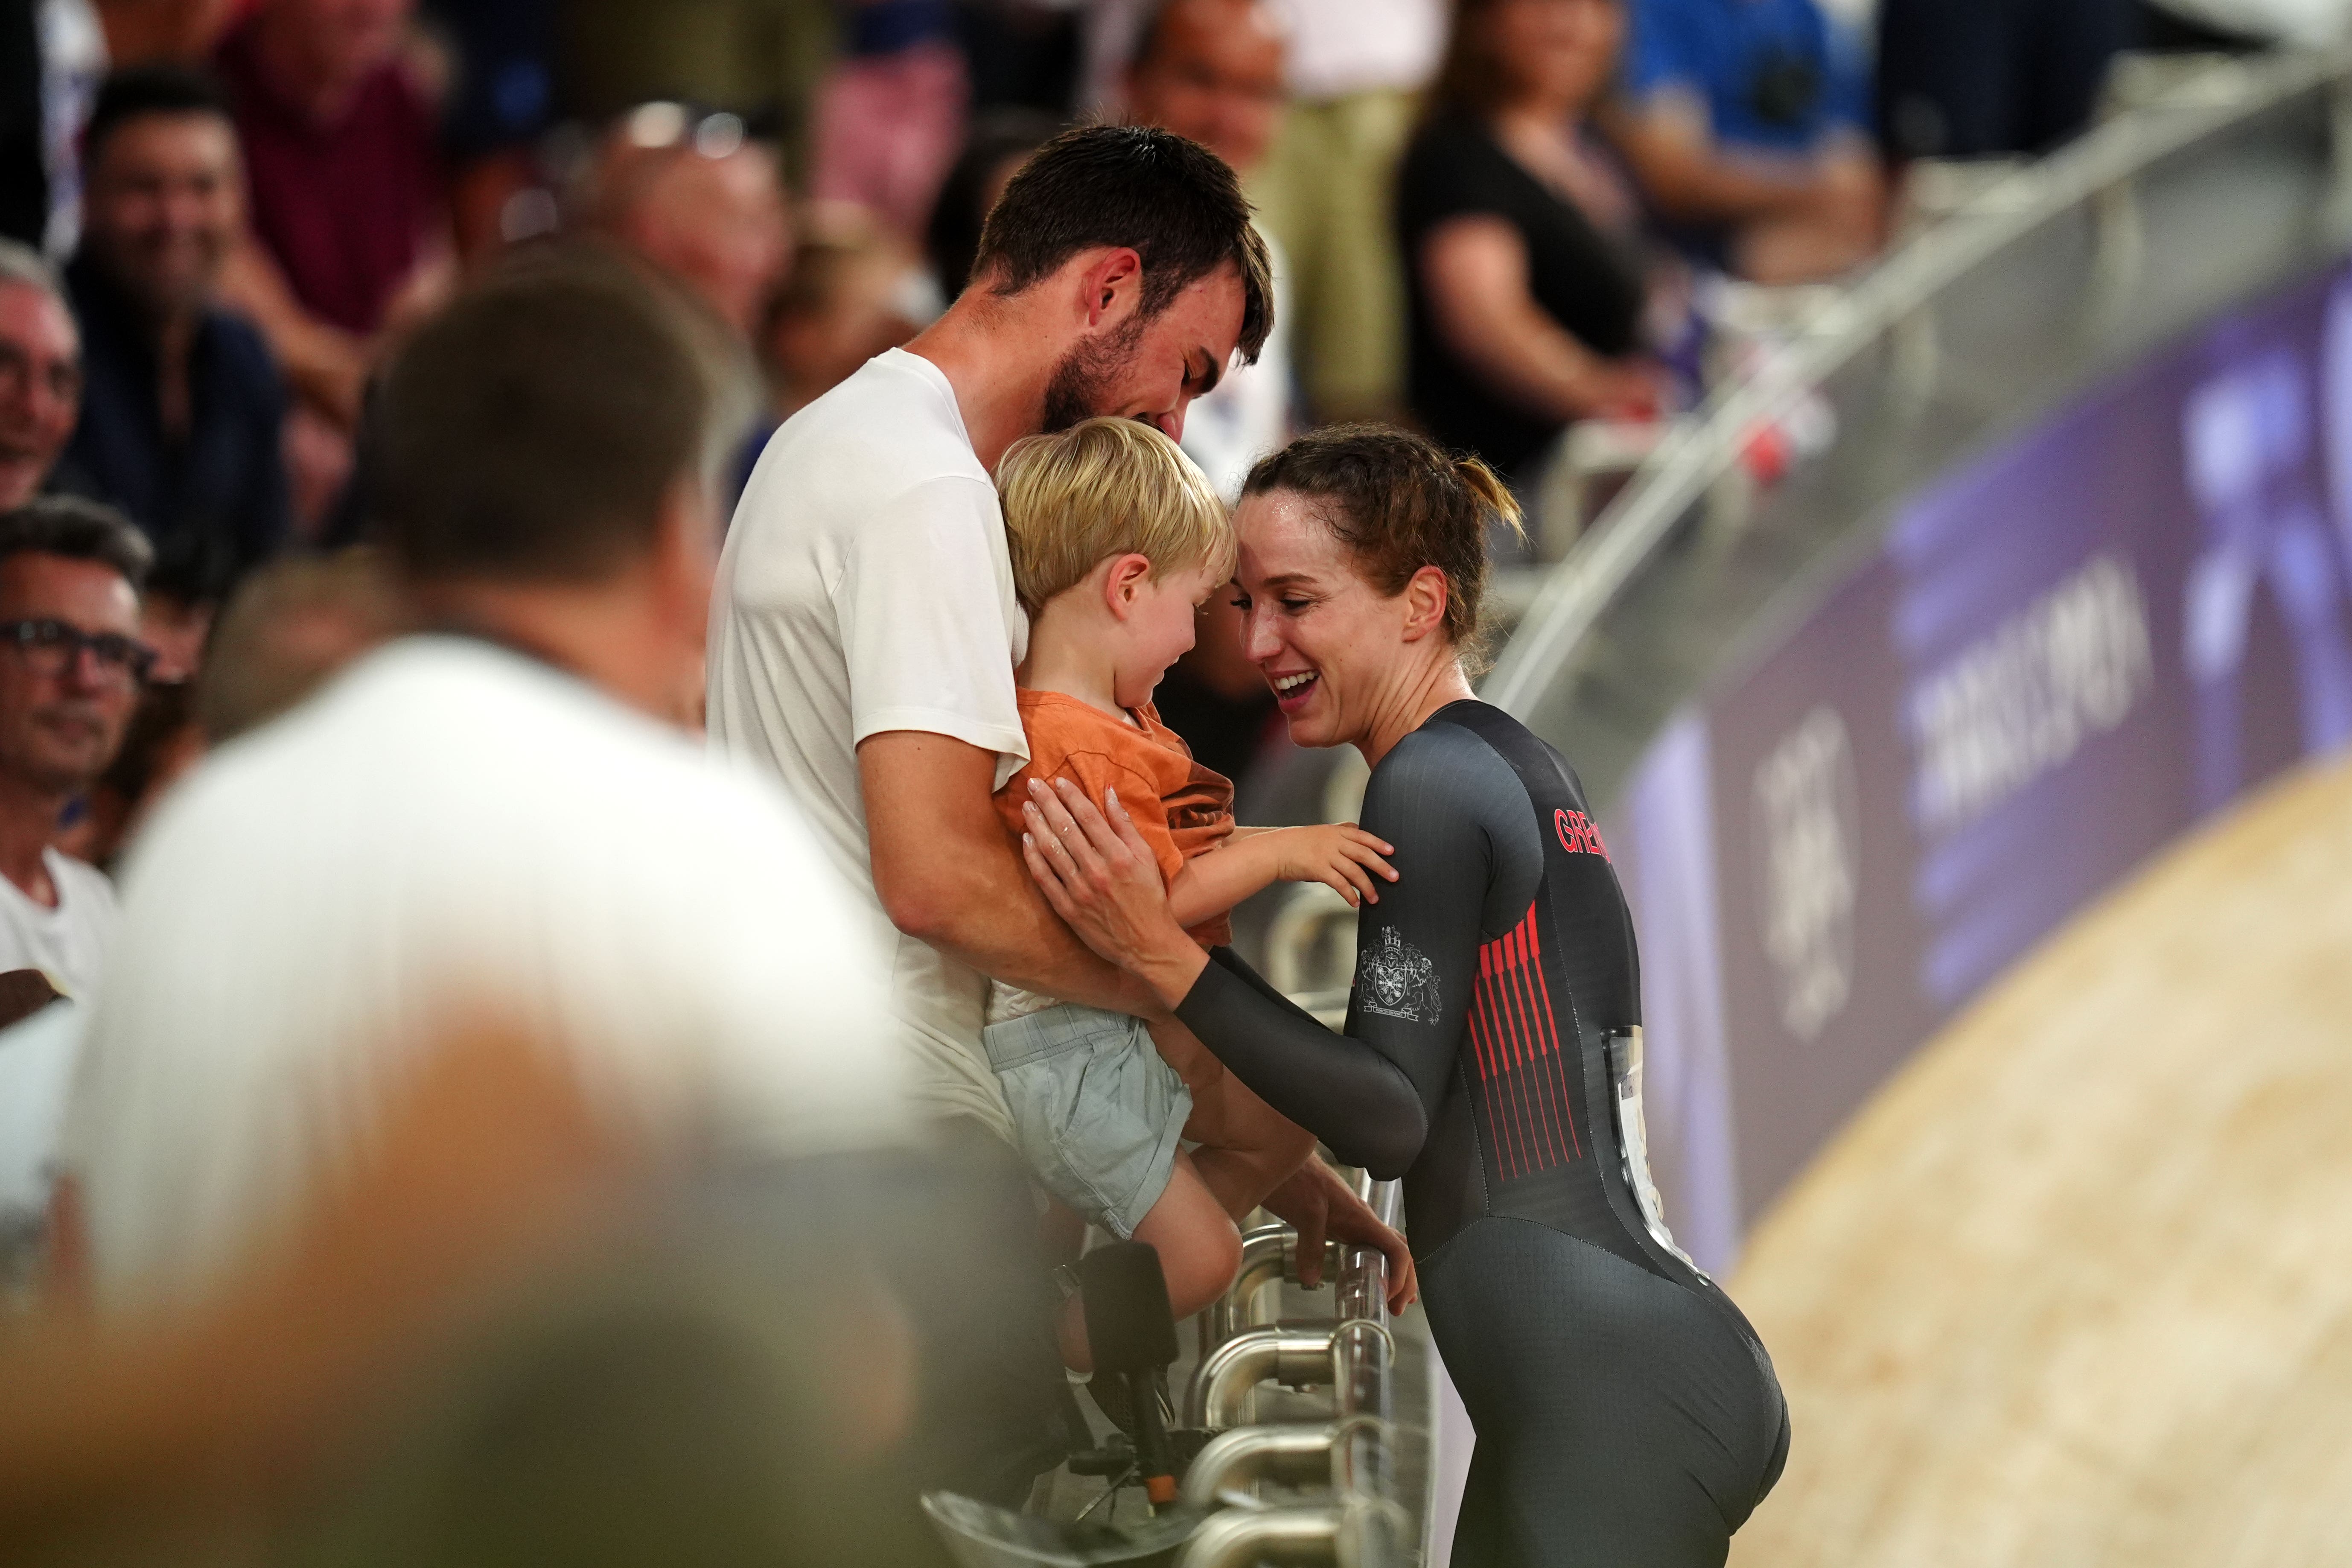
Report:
412,577,690,725
903,294,1059,472
1015,605,1128,722
0,776,67,907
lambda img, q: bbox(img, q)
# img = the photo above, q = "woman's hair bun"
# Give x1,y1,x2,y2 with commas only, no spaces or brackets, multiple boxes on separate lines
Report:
1242,425,1521,672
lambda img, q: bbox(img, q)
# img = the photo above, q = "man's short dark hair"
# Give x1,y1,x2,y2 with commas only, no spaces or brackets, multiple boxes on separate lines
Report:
970,125,1273,364
374,250,720,584
0,497,152,591
83,66,233,171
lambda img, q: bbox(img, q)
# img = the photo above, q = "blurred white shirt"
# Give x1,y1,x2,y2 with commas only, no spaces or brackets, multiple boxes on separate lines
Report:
1267,0,1444,101
0,848,115,1000
62,636,909,1315
1180,230,1294,502
710,348,1028,1143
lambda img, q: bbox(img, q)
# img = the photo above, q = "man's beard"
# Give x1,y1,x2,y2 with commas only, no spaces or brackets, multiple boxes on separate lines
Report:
1040,313,1148,434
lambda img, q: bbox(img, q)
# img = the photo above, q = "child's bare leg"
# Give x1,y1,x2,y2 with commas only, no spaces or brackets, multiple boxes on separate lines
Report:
1056,1150,1242,1373
1184,1066,1317,1220
1148,1016,1318,1219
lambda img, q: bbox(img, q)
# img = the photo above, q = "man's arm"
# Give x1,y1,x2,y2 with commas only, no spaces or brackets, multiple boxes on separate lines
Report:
859,730,1165,1017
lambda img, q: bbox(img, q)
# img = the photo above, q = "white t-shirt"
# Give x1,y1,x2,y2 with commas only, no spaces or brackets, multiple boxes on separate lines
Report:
709,348,1026,1141
61,637,909,1314
0,847,116,1001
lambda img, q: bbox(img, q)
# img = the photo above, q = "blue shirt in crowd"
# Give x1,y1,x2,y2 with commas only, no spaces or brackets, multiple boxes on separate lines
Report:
58,255,290,602
1623,0,1871,155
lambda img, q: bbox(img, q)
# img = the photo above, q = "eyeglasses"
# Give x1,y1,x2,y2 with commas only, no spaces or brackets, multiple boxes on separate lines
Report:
0,618,157,685
619,102,746,159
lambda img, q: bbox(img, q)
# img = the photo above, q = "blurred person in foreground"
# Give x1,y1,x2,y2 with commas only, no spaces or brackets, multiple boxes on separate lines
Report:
0,496,150,1301
0,239,81,509
211,0,454,522
1604,0,1884,283
59,66,290,630
53,250,909,1411
1401,0,1670,487
711,123,1408,1498
10,1014,953,1568
1121,0,1294,785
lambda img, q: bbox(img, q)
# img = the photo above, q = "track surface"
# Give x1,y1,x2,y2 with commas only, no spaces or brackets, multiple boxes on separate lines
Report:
1728,754,2352,1566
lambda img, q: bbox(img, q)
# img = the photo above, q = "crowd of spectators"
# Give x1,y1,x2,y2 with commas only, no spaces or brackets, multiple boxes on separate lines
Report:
0,0,2328,1556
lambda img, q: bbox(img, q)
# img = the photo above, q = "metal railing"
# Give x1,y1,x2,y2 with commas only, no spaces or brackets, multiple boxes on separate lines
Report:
1483,46,2352,810
1170,1176,1409,1568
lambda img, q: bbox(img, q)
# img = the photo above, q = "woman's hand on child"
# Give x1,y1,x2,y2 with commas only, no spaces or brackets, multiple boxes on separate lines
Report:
1271,823,1398,907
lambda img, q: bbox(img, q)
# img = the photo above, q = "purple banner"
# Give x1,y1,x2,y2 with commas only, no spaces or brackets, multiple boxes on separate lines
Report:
1611,261,2352,1269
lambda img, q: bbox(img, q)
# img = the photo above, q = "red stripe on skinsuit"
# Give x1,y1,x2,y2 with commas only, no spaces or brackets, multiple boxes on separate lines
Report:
1508,916,1569,1172
1468,946,1515,1181
1491,919,1556,1175
1465,985,1514,1183
1521,912,1585,1160
1475,946,1533,1182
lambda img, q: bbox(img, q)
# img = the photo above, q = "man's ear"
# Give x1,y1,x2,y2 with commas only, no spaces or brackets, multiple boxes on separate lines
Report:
1399,565,1450,644
1101,553,1154,619
1080,248,1145,328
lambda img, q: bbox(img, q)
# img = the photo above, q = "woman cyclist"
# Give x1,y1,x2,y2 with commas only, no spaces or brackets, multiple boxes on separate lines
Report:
1017,425,1787,1567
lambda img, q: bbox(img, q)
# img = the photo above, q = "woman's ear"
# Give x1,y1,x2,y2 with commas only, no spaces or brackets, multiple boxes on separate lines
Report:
1101,553,1155,619
1399,565,1451,643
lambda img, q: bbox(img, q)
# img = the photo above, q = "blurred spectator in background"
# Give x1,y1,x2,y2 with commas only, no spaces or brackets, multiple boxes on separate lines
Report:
60,67,289,616
1,0,238,262
810,0,968,241
213,0,452,525
1401,0,1664,489
580,102,791,500
1125,0,1293,499
0,241,79,509
1250,0,1446,422
923,107,1056,305
196,544,405,743
584,102,794,344
0,497,146,1003
1123,0,1293,785
419,0,557,260
1607,0,1884,283
763,218,922,422
1877,0,2135,163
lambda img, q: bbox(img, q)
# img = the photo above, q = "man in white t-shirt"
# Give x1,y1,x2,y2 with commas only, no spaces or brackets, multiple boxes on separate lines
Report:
0,497,146,1003
58,259,909,1323
713,125,1276,1147
0,496,147,1294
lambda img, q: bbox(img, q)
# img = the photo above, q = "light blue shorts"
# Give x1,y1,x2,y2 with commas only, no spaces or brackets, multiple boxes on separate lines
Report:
982,1003,1192,1239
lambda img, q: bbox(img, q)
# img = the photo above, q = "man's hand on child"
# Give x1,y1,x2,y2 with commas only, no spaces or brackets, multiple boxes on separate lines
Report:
1271,824,1398,907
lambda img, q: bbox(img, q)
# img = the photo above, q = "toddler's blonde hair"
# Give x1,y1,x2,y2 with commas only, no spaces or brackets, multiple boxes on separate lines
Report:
996,416,1234,615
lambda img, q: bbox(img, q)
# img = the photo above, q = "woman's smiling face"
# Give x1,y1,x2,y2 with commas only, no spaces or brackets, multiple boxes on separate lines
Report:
1231,487,1419,750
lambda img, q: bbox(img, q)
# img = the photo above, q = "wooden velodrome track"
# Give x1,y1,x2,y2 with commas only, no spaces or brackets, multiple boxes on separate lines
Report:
1726,755,2352,1567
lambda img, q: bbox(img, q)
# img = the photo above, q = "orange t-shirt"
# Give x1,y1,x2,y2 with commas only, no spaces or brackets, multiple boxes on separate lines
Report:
995,690,1237,948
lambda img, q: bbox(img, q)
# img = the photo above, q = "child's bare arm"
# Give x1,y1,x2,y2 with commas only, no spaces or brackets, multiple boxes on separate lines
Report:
1166,823,1398,927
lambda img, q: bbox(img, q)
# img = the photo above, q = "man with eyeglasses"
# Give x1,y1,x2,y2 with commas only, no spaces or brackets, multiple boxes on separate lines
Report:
0,495,148,1003
0,494,147,1297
